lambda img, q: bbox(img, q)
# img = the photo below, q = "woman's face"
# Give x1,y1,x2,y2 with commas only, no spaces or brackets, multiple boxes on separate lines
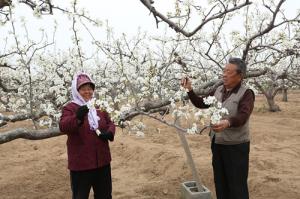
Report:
78,84,94,102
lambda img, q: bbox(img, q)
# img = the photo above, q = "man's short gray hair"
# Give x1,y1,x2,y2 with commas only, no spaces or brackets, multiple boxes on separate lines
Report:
228,57,247,78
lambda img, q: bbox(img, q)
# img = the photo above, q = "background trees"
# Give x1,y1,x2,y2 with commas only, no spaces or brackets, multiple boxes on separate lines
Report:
0,0,299,143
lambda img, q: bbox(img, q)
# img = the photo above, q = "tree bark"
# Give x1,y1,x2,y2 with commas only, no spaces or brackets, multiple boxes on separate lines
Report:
0,111,46,123
0,121,8,127
282,88,288,102
0,0,11,9
266,96,281,112
0,127,63,144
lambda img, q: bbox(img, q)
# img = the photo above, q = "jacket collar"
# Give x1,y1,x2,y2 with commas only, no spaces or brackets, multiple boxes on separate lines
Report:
221,82,242,94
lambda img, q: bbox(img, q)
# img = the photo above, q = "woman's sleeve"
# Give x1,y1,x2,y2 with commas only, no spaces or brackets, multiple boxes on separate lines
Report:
59,105,79,134
105,112,116,136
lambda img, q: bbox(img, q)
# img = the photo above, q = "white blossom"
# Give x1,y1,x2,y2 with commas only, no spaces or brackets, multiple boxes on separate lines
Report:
87,98,96,110
203,96,218,105
187,123,198,134
33,6,42,18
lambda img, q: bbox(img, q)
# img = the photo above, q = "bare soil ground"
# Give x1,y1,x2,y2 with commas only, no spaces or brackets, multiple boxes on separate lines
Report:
0,91,300,199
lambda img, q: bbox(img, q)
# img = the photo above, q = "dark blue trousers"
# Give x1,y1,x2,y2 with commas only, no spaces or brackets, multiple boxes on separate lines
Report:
70,164,112,199
211,139,250,199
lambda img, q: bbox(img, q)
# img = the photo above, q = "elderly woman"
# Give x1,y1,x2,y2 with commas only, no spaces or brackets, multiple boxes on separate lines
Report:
59,73,115,199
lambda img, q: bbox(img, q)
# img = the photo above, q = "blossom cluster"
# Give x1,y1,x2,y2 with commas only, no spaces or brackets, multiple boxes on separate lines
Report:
195,96,228,125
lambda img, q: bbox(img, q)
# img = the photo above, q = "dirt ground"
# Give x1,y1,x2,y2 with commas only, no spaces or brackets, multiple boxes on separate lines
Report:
0,91,300,199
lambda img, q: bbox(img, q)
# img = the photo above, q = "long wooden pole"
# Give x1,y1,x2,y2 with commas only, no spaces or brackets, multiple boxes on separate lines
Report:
175,118,204,192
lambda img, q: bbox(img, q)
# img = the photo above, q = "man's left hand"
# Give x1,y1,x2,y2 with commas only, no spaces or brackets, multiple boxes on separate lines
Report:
212,120,230,132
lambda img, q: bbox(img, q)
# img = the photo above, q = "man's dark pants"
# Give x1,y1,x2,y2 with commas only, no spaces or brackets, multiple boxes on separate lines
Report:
70,164,112,199
211,138,250,199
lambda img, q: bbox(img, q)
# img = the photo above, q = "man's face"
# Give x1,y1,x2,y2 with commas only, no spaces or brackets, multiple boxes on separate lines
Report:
78,84,94,101
222,63,242,89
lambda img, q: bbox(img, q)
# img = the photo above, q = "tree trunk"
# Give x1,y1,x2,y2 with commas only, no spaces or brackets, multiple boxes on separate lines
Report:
266,95,281,112
282,88,288,102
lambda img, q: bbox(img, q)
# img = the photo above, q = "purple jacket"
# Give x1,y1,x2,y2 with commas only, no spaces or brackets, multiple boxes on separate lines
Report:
59,102,116,171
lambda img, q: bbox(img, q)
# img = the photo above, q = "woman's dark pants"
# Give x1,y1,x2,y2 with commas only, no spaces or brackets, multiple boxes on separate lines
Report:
70,164,112,199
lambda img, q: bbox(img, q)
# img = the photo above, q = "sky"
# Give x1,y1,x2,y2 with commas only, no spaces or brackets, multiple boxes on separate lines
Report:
79,0,299,36
0,0,299,56
0,1,175,55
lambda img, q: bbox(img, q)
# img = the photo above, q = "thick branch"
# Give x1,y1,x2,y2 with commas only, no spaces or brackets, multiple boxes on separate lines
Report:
0,111,46,122
0,0,11,9
0,127,63,144
246,67,268,78
0,120,8,127
0,78,18,92
286,76,300,86
18,0,53,14
253,79,268,97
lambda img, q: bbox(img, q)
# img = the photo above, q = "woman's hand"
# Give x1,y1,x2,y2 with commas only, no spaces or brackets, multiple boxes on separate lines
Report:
76,105,89,125
98,131,114,141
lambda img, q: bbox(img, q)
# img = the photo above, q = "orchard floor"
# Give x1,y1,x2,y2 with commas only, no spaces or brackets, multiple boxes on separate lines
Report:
1,91,300,199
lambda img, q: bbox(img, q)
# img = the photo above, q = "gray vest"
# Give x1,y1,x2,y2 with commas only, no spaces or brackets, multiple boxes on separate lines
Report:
211,85,250,145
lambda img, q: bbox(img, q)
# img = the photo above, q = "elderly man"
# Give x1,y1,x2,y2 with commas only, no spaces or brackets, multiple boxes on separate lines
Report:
181,57,254,199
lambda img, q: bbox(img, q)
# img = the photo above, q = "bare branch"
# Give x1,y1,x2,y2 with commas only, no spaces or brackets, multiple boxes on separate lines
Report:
242,0,300,60
72,0,84,69
17,0,53,14
0,62,16,70
0,50,18,59
141,111,187,132
140,0,251,37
